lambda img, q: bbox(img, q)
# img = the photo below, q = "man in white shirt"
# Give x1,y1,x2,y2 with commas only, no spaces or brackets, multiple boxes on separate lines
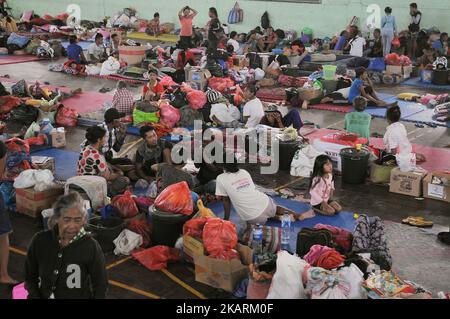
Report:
88,33,107,63
216,153,296,224
349,33,367,57
243,84,265,128
226,31,240,53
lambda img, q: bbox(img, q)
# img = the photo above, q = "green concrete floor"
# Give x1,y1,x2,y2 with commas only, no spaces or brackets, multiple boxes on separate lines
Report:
0,59,449,299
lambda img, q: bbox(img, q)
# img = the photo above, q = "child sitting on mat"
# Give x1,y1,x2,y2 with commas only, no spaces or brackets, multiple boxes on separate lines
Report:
308,155,342,216
383,106,426,162
345,96,372,141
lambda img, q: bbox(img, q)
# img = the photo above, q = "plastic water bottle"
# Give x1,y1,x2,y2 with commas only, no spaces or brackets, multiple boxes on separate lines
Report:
251,224,263,263
281,214,291,251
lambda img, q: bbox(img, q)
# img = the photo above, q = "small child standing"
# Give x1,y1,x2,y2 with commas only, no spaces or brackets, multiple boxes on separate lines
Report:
345,96,371,140
309,155,342,216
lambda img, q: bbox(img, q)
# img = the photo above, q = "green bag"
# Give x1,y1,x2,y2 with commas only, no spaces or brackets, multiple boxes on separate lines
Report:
133,108,160,126
370,162,395,184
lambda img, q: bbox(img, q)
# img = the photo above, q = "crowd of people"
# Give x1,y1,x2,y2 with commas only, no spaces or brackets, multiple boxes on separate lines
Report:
0,2,449,298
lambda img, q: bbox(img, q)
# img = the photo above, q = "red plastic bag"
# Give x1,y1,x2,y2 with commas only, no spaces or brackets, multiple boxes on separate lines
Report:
154,181,193,215
112,191,139,219
132,245,180,270
56,106,78,127
183,217,208,239
159,102,181,128
186,90,207,110
160,76,177,87
126,219,152,248
0,96,21,114
202,218,238,259
208,77,235,93
391,37,400,49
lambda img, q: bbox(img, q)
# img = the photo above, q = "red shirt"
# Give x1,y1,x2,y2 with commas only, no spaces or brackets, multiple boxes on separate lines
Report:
143,81,164,96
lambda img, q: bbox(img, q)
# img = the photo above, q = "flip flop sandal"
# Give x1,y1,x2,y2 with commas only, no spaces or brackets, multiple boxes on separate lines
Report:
402,216,433,227
415,123,425,128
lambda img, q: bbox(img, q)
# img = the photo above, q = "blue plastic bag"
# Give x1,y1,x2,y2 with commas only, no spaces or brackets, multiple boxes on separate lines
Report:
368,58,386,72
100,204,119,219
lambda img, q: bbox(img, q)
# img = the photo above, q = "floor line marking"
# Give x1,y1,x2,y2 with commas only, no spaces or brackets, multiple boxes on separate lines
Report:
326,119,345,129
274,177,305,191
108,280,161,299
9,246,27,256
106,256,132,270
160,268,206,300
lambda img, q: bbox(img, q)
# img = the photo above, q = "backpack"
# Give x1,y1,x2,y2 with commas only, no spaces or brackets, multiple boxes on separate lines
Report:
178,105,203,128
314,224,353,253
227,2,243,24
246,52,262,69
261,11,270,29
9,104,39,126
296,228,333,257
352,215,392,271
170,88,188,109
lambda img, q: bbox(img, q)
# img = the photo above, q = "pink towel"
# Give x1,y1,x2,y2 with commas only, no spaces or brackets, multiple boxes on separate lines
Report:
304,244,333,266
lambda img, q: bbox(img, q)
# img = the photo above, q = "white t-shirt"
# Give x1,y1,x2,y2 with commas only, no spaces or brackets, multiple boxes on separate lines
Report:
216,169,270,221
210,103,241,123
227,38,240,53
349,37,366,57
88,43,104,61
243,97,265,128
383,122,412,154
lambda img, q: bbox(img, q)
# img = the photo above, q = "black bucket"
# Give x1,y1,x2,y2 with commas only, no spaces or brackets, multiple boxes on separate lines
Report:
340,148,370,184
432,69,449,85
150,206,193,247
278,141,300,171
87,216,124,253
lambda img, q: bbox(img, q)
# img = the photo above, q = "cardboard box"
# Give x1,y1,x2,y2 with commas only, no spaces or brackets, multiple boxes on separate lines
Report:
31,156,55,174
50,129,66,148
389,168,427,197
185,67,210,91
386,65,413,80
183,235,205,260
193,243,252,292
16,187,64,218
423,172,450,203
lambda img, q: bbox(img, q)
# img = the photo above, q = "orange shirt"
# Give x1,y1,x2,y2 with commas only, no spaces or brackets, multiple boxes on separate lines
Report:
143,81,164,96
179,16,193,37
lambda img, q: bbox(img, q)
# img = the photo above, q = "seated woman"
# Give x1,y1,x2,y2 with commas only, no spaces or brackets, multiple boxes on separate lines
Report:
348,67,398,108
216,152,305,224
416,45,438,68
78,126,130,197
206,89,241,128
24,193,107,299
133,126,172,182
142,69,164,101
260,89,303,130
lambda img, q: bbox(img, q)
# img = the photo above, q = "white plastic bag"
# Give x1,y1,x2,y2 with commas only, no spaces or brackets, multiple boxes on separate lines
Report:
290,145,324,177
396,152,416,172
113,229,143,256
266,251,308,299
338,263,367,299
254,68,265,81
85,65,101,75
14,169,55,191
100,56,121,76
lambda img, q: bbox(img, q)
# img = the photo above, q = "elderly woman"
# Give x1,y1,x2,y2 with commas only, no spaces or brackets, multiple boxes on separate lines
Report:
78,126,130,197
24,193,108,299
